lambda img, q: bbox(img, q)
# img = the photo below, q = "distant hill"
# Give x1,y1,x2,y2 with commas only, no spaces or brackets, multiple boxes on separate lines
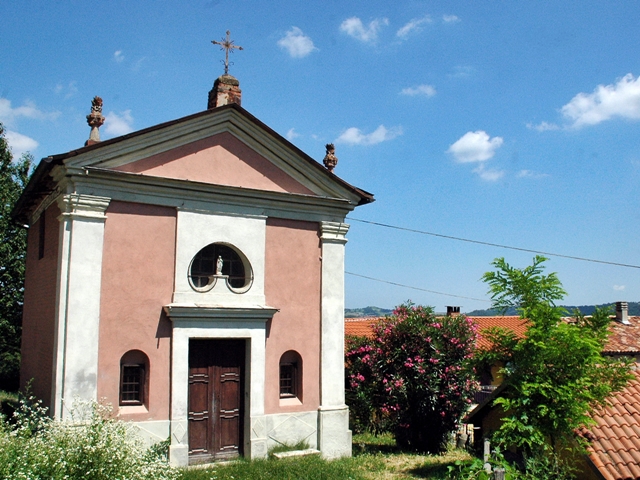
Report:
466,301,640,317
344,306,393,318
347,302,640,318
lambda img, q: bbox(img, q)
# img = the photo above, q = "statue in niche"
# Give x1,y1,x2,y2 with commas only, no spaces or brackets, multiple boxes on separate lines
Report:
216,255,224,276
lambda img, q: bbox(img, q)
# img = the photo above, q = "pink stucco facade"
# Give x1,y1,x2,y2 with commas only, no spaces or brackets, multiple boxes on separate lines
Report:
20,203,60,408
114,132,315,195
97,201,176,421
264,218,322,414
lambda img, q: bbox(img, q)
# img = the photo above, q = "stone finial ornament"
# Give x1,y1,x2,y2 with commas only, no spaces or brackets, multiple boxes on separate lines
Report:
323,143,338,172
85,96,105,146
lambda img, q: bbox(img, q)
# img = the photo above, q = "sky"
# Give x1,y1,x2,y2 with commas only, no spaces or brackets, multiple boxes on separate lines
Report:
2,1,640,313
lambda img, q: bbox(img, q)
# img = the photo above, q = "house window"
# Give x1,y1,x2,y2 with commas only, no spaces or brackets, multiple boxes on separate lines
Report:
189,243,251,291
279,350,302,400
119,350,149,406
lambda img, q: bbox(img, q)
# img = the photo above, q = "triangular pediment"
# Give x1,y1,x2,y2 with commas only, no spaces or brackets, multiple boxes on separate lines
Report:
113,132,315,195
62,105,368,203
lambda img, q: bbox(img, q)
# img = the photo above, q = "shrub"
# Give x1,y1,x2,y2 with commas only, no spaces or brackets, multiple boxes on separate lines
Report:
0,395,177,480
346,303,479,453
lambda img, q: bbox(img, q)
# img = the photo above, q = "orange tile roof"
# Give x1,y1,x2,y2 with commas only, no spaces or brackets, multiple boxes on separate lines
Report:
471,316,529,350
604,317,640,354
344,315,530,350
345,315,640,355
584,369,640,480
344,317,382,338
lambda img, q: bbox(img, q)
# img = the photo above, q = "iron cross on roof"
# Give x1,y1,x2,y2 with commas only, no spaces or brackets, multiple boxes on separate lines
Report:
212,30,243,75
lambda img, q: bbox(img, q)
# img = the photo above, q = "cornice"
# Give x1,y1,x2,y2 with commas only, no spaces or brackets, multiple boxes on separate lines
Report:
164,304,278,322
67,167,355,221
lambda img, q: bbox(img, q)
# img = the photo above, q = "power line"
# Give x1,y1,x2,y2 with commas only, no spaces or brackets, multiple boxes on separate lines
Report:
346,271,490,303
348,217,640,270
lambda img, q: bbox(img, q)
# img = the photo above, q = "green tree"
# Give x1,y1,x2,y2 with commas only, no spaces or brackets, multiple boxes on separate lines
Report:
482,256,632,474
0,123,31,391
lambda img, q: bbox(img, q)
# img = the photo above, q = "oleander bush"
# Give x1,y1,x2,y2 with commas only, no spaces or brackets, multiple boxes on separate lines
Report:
345,303,479,453
0,394,177,480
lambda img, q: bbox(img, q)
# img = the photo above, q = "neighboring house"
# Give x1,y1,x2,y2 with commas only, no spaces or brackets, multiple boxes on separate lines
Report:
12,72,373,466
466,303,640,480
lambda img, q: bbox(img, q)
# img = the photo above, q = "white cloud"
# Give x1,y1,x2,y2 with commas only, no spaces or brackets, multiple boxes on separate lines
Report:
54,81,78,99
114,50,125,63
277,27,317,58
0,98,59,126
448,65,474,78
336,125,402,146
105,110,134,136
400,84,436,97
613,285,626,291
340,17,388,43
286,128,299,141
517,169,550,179
561,73,640,128
442,14,460,23
396,15,431,38
447,130,503,163
473,164,504,182
527,121,560,132
5,130,38,158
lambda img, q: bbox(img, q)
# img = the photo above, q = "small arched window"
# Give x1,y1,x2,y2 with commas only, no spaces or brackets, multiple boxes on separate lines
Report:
189,243,252,291
279,350,302,401
120,350,149,406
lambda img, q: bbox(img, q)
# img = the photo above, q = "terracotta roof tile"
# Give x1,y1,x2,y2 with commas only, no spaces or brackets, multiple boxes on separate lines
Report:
344,317,383,339
586,370,640,480
605,317,640,354
471,316,529,350
343,315,531,351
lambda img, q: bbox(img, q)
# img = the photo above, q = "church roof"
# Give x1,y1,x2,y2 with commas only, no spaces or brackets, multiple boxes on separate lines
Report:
13,102,374,223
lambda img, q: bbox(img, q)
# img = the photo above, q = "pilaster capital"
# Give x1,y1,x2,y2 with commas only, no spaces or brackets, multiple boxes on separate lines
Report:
320,221,349,245
57,193,111,220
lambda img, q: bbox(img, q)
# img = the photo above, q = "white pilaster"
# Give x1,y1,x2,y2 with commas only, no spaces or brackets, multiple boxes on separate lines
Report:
52,194,110,419
318,221,351,458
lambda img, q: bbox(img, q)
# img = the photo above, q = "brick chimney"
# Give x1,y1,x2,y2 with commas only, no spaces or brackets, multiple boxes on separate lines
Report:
615,301,630,324
208,74,242,108
446,306,461,316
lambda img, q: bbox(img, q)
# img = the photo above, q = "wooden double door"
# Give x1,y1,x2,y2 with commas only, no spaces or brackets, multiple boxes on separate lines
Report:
188,339,245,463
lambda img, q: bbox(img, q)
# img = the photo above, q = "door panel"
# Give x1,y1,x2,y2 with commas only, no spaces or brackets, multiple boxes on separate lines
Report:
188,339,245,463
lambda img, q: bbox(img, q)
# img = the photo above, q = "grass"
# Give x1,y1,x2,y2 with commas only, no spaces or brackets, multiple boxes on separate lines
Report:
177,432,473,480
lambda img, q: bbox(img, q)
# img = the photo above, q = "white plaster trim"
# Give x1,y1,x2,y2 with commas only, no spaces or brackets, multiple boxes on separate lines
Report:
166,306,276,466
51,193,110,419
77,167,357,220
319,221,349,409
173,210,266,307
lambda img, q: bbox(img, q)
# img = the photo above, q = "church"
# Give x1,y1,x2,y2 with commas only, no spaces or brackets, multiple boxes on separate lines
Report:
12,37,373,466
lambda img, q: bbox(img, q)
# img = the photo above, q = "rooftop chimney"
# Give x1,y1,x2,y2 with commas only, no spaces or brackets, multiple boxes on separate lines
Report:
446,306,461,317
85,96,105,146
615,301,630,324
208,74,242,108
